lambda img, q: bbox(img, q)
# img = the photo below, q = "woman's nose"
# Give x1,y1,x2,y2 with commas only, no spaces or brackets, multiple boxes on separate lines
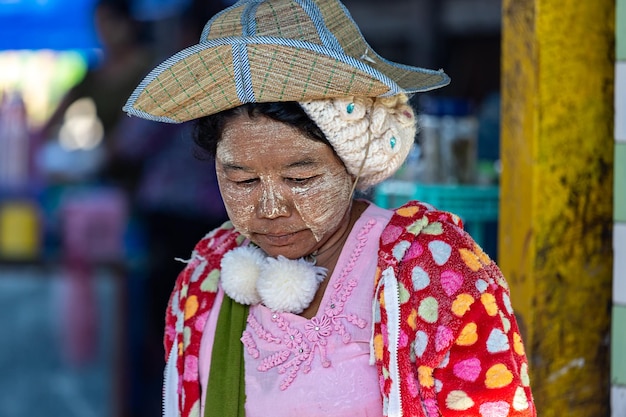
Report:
258,181,290,219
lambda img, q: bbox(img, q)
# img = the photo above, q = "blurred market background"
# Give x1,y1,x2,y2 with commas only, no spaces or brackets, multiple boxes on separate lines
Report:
0,0,622,416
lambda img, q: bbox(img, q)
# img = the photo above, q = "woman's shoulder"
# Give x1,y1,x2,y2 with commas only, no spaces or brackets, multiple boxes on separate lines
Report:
385,200,464,233
172,221,242,295
164,221,241,353
381,200,470,253
380,200,502,294
191,220,242,257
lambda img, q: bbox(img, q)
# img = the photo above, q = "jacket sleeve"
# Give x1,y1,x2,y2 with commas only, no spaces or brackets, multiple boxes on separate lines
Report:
376,202,536,417
162,221,241,417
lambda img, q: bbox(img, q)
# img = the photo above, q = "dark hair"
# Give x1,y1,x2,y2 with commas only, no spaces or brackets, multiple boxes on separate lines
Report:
193,102,331,157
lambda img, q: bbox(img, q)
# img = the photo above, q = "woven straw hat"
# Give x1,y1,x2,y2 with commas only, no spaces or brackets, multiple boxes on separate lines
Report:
123,0,450,123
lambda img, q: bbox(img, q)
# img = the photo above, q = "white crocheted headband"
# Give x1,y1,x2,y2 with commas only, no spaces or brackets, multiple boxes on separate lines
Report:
299,93,417,190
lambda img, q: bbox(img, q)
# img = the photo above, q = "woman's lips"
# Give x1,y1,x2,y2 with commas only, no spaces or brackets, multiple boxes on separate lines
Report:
256,230,302,246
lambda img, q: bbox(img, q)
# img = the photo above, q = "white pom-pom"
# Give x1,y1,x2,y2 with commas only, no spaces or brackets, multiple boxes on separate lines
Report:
220,246,265,305
257,256,327,313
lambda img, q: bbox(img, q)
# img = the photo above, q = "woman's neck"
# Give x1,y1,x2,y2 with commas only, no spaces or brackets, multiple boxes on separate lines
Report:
299,199,369,319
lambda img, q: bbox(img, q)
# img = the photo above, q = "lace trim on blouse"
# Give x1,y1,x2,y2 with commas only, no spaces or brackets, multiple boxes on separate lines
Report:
241,219,376,390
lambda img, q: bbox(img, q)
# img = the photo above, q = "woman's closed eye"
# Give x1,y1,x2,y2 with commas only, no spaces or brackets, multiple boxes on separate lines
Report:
231,177,314,186
233,177,258,185
286,175,317,185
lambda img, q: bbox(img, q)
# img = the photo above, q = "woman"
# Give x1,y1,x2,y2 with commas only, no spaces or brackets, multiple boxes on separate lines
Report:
124,0,536,416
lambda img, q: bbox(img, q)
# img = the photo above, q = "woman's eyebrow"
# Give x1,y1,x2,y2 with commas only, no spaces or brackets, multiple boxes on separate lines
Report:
221,163,252,173
220,157,320,172
286,158,319,169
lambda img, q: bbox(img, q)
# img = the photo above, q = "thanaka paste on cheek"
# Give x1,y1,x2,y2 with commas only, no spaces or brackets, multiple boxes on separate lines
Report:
218,179,255,240
215,123,255,240
292,167,354,242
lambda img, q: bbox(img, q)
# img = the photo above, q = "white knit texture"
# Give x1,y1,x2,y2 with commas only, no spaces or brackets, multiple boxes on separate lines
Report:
299,94,417,190
257,256,327,314
220,246,265,305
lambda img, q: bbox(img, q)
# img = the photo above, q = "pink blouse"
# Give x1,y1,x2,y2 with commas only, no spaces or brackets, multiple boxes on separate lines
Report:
199,203,393,417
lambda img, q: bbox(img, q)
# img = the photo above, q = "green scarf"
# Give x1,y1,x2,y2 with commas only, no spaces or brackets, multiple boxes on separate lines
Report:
204,295,249,417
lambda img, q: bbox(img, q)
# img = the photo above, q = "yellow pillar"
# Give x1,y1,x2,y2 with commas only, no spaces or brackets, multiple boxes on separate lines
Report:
500,0,614,416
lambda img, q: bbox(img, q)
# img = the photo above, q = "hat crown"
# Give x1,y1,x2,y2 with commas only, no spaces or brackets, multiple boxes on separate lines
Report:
123,0,450,123
202,0,346,52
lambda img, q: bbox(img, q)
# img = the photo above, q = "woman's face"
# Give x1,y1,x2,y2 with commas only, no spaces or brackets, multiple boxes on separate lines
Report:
215,114,355,259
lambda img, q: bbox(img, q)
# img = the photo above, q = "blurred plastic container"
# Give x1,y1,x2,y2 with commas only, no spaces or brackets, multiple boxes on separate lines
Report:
61,187,128,264
374,180,499,248
0,198,41,261
401,96,478,184
0,90,31,189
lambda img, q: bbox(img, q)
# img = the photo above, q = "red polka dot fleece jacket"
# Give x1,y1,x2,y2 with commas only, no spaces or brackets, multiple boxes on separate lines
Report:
163,201,536,417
